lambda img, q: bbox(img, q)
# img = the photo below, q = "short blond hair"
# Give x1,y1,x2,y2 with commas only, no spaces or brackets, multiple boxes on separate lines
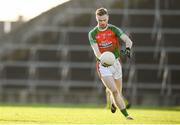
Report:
96,8,108,16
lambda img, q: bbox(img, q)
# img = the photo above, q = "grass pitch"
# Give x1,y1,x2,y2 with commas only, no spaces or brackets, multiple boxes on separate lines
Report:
0,104,180,124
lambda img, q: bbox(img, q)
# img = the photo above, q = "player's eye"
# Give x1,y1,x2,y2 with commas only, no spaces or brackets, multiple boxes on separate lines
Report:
99,19,106,22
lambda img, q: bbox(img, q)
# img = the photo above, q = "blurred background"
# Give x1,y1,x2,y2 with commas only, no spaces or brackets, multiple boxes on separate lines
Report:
0,0,179,106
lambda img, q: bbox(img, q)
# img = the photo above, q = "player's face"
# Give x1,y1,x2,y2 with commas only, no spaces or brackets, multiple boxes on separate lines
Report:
96,14,109,29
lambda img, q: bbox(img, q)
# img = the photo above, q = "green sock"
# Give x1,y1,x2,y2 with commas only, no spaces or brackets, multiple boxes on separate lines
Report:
121,109,129,117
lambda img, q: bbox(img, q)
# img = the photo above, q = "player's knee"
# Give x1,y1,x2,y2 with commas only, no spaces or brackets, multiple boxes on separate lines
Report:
112,89,119,96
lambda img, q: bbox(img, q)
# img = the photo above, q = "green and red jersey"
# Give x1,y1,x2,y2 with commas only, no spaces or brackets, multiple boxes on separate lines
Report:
88,24,124,58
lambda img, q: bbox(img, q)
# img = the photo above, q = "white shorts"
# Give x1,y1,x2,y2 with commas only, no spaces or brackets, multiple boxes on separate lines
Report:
98,59,122,79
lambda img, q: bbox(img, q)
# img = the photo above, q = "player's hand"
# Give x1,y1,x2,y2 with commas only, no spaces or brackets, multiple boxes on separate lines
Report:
124,48,131,58
96,57,100,62
101,62,111,67
96,57,111,67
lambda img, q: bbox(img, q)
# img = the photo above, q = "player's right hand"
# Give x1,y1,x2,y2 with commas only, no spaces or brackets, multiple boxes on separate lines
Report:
101,62,111,67
96,57,111,67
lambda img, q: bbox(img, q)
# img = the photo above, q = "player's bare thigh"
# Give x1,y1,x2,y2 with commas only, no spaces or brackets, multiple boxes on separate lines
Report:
114,78,123,94
101,76,117,92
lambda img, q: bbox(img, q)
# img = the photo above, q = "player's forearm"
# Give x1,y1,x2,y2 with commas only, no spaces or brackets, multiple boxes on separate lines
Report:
120,34,133,49
91,44,101,59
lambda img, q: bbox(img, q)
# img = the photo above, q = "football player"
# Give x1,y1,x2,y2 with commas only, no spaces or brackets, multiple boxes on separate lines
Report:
88,7,133,120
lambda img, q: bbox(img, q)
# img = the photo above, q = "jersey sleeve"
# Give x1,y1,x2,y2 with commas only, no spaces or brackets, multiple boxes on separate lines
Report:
110,24,124,38
88,27,98,45
88,31,96,45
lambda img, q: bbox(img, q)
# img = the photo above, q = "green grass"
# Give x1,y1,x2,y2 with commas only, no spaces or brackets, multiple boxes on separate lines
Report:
0,104,180,124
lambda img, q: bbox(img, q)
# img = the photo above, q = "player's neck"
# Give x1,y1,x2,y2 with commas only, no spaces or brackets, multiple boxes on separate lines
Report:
98,24,108,31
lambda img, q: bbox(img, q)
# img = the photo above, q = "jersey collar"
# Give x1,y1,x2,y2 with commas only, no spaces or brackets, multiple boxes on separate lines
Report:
97,24,109,31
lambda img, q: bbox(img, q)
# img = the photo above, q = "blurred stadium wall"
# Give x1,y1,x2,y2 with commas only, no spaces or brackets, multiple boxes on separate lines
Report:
0,0,180,106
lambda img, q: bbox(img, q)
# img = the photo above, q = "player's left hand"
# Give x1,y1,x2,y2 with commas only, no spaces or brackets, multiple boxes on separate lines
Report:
124,48,131,58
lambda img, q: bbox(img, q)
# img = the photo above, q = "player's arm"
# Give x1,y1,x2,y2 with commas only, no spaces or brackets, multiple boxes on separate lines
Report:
91,43,101,60
88,30,101,60
91,43,111,67
88,30,110,67
120,34,133,58
111,24,133,58
120,34,133,49
110,24,133,49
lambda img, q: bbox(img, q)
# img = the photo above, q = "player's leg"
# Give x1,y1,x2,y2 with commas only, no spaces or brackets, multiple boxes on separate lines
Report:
96,62,113,110
105,87,116,113
115,78,131,109
109,60,133,119
105,89,118,113
98,61,133,119
109,90,116,113
113,60,131,109
105,88,111,108
114,78,133,119
108,89,116,113
101,76,132,119
108,78,130,114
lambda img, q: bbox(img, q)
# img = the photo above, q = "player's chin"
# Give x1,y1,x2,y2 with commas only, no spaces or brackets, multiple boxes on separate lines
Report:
100,25,106,29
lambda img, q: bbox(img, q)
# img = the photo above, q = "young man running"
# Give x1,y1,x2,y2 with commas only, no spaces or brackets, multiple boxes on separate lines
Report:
88,7,133,120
